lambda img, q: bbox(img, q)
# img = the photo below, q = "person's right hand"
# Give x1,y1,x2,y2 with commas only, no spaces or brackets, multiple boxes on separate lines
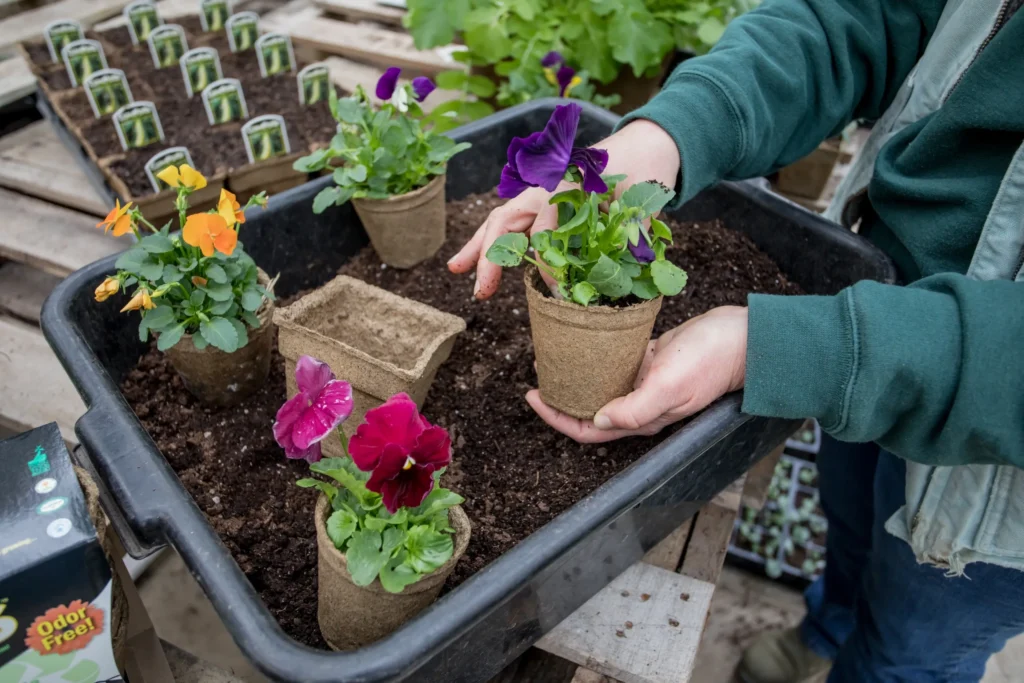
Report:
447,119,681,300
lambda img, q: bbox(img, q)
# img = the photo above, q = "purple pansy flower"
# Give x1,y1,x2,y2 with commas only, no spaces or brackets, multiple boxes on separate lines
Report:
411,76,435,102
554,65,579,97
497,103,609,199
273,355,354,463
376,66,401,100
541,51,564,68
629,238,656,264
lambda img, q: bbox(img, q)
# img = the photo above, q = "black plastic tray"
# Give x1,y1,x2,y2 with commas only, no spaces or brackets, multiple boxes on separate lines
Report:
42,100,895,683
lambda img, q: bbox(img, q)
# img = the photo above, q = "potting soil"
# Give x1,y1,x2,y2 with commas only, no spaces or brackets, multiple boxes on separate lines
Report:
120,191,802,649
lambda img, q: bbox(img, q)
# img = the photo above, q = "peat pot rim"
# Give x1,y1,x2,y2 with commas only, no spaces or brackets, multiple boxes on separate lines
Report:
351,174,445,214
523,266,663,331
273,274,467,381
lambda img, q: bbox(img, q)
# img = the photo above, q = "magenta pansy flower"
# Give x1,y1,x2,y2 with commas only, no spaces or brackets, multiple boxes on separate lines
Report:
411,76,435,102
629,238,656,264
541,51,564,68
376,67,401,100
348,393,452,513
497,103,609,199
273,355,354,463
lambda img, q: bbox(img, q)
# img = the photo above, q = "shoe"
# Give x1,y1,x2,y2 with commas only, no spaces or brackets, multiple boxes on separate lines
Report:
735,626,832,683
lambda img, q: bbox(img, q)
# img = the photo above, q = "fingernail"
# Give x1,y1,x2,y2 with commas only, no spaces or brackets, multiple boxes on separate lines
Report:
473,279,481,298
447,255,456,265
593,413,612,430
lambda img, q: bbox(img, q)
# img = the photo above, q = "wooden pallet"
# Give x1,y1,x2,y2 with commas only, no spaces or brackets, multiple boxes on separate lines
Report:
314,0,406,26
0,54,33,108
0,0,129,54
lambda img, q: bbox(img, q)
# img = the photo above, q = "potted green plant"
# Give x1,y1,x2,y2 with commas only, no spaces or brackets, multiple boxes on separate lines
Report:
293,68,471,268
272,356,470,650
93,163,276,406
483,102,688,418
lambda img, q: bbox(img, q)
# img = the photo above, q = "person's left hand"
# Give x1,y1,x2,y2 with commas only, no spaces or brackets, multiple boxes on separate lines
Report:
526,306,749,443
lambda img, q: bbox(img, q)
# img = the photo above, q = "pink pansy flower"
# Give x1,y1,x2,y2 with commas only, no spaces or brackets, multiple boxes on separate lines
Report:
348,393,452,513
273,355,354,463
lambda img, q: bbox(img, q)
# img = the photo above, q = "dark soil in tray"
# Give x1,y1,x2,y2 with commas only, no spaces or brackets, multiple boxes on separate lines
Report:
120,192,803,649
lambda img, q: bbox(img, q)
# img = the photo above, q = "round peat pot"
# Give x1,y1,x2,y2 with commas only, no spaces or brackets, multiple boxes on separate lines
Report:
315,496,471,651
163,270,275,407
352,174,446,269
524,267,662,419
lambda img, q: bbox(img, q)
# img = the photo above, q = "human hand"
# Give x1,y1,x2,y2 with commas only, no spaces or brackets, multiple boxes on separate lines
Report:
447,119,680,300
526,306,749,443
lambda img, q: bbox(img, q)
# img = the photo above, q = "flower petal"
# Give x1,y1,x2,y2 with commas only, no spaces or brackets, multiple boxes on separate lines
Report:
212,225,237,256
183,213,226,256
111,214,133,237
156,166,180,188
273,393,308,449
411,425,452,469
541,51,563,68
180,165,207,190
376,67,401,101
377,467,435,513
411,76,435,102
556,66,576,95
295,355,334,399
349,393,425,471
569,146,609,194
311,379,354,429
515,103,580,191
497,164,533,199
628,237,656,264
367,442,411,486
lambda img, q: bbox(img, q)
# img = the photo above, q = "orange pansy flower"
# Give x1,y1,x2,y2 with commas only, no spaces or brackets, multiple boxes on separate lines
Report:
121,289,155,312
217,189,245,228
94,277,119,302
97,200,133,236
183,213,238,257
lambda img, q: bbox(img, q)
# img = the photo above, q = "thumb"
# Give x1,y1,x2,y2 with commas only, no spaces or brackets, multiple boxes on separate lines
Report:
593,381,674,431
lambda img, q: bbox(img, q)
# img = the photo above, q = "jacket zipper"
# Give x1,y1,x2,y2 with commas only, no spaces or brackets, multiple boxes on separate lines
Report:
942,0,1012,103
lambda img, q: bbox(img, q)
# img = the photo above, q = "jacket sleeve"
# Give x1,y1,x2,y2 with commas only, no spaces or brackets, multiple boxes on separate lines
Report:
743,275,1024,468
618,0,944,205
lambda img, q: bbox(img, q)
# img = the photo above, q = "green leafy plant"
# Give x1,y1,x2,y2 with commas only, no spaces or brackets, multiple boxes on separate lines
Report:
293,70,471,213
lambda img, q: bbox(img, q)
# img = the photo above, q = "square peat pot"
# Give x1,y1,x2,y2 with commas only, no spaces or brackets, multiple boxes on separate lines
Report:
275,273,467,448
42,100,895,683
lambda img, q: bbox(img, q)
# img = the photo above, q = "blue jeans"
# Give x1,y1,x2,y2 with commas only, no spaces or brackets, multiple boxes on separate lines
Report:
799,436,1024,682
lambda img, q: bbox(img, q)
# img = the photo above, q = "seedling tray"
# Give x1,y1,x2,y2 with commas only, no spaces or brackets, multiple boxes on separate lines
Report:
42,100,894,683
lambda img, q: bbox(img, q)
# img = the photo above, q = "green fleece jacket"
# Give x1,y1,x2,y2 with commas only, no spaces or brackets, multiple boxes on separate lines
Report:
621,0,1024,469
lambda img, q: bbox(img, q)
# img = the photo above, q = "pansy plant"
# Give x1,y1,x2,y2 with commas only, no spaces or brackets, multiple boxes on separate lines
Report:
293,67,471,214
485,103,688,306
275,356,464,593
94,164,275,353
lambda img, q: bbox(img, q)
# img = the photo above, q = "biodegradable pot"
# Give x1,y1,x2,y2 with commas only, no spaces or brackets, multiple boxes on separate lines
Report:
274,274,465,456
315,495,471,651
163,270,275,407
524,267,662,419
351,174,446,269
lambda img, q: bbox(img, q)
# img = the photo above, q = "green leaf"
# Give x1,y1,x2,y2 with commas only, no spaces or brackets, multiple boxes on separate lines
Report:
228,318,248,348
542,248,567,268
296,478,339,503
203,281,233,302
485,233,528,266
379,552,422,593
313,186,343,214
608,7,675,77
382,527,404,556
466,74,496,98
241,310,261,328
530,230,552,252
156,323,186,351
651,217,673,242
199,317,239,353
293,148,330,172
140,232,175,254
571,281,598,306
240,288,263,312
405,525,454,574
349,164,368,182
192,333,208,350
650,260,689,296
205,264,228,283
549,188,585,209
208,299,232,315
190,289,206,306
463,7,513,62
140,261,164,282
162,264,183,282
327,509,358,548
311,457,372,501
405,0,467,49
346,529,387,586
631,277,660,300
555,199,591,234
587,254,633,299
619,181,675,218
411,487,463,519
142,305,175,331
435,70,468,89
697,17,726,46
334,96,366,124
115,248,147,272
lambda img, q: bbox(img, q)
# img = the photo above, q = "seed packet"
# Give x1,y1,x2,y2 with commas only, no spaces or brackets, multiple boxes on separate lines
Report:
145,146,197,192
200,0,233,32
297,63,330,105
61,39,108,87
83,68,133,118
124,0,163,45
113,101,165,150
180,47,223,97
43,20,83,63
202,78,249,125
242,115,291,163
225,12,259,52
255,33,296,77
148,24,188,69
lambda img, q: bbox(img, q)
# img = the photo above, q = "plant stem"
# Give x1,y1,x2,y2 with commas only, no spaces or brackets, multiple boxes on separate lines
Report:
523,254,559,280
337,426,350,458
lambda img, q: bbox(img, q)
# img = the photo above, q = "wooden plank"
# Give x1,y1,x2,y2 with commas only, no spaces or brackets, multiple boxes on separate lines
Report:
0,315,84,445
0,261,61,323
0,54,34,108
288,15,458,74
537,563,715,683
0,0,129,54
571,670,616,683
260,0,322,34
314,0,405,25
710,475,744,513
641,518,693,572
93,0,196,29
0,187,126,276
741,445,784,511
679,502,739,585
0,120,108,215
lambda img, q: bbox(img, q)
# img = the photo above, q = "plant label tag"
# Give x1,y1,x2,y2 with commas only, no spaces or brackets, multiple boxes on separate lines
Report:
226,12,260,52
148,24,189,69
145,146,196,192
43,20,83,63
255,33,296,77
200,0,233,32
124,0,163,45
83,68,133,118
180,47,223,97
113,101,165,150
61,39,108,88
242,115,291,164
297,63,330,105
202,78,249,125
